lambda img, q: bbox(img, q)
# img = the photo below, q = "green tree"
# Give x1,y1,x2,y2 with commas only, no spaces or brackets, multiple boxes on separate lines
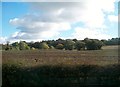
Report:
75,41,85,51
0,44,2,50
40,42,49,49
49,46,55,49
12,42,20,50
64,40,75,50
56,43,64,50
19,41,30,50
32,42,41,49
95,40,103,50
5,41,10,51
73,39,77,42
84,39,103,50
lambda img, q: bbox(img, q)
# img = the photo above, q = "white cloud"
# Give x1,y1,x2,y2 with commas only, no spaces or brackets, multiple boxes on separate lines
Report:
108,15,118,22
8,0,117,42
9,15,71,41
72,27,111,40
21,0,84,2
0,37,7,44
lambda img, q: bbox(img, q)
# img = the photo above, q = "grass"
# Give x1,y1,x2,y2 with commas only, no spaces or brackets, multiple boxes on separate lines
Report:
2,64,120,87
3,46,119,66
2,45,120,87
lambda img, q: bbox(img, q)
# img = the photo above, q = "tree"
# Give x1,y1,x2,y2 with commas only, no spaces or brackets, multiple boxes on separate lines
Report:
95,40,103,49
56,43,64,50
19,41,30,50
40,42,49,49
27,41,34,49
84,39,103,50
32,42,41,49
84,38,92,50
49,46,55,49
56,38,65,46
46,40,57,48
105,38,120,45
75,41,85,51
0,44,2,50
101,39,107,46
64,40,75,50
5,41,11,51
12,42,20,50
73,39,77,42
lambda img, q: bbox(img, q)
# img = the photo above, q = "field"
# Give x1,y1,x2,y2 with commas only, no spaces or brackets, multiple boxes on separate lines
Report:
2,45,120,87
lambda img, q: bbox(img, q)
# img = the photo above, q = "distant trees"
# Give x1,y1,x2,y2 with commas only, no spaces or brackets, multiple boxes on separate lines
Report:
31,42,41,49
75,41,85,51
64,40,75,50
40,42,49,49
56,44,64,50
12,42,20,50
84,38,103,50
19,41,30,50
2,41,30,51
103,38,120,45
5,41,10,51
2,37,120,51
0,44,2,50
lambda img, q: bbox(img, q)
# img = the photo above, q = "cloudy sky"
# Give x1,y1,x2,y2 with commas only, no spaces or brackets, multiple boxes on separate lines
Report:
1,0,119,43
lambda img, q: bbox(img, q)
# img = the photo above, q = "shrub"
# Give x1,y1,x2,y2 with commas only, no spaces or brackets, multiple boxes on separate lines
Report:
56,44,64,50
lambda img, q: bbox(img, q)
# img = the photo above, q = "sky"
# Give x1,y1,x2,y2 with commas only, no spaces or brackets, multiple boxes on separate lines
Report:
0,0,119,43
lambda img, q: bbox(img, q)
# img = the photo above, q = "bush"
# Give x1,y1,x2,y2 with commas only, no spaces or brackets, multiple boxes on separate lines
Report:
75,41,85,50
40,42,49,49
56,44,64,50
84,39,103,50
64,40,75,50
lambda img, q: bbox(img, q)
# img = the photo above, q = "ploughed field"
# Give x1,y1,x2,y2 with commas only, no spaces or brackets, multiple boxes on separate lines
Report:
2,45,120,87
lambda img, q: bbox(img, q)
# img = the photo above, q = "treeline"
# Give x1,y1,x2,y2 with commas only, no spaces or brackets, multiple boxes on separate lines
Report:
1,37,120,51
103,38,120,45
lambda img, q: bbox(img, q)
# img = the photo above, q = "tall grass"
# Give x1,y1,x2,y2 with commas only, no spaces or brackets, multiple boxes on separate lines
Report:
2,46,119,86
2,64,120,87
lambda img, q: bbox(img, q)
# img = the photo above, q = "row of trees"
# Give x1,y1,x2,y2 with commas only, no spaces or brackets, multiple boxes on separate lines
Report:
102,38,120,45
2,37,120,51
2,38,101,51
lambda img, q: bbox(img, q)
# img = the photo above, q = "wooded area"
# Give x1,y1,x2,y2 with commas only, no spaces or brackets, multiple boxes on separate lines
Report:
1,37,120,51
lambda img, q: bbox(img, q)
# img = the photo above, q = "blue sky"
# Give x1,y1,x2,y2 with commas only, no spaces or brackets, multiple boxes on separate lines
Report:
1,0,119,43
2,2,29,37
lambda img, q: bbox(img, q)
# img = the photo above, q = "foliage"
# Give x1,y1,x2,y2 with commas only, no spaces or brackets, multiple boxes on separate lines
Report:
19,41,30,50
64,40,75,50
56,43,64,50
5,41,12,51
29,42,41,49
75,41,85,50
12,42,19,47
0,44,2,50
84,38,103,50
2,37,119,51
103,38,120,45
40,42,49,49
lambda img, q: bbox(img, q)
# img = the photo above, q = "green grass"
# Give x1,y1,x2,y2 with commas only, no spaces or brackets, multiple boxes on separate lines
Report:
2,45,120,87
